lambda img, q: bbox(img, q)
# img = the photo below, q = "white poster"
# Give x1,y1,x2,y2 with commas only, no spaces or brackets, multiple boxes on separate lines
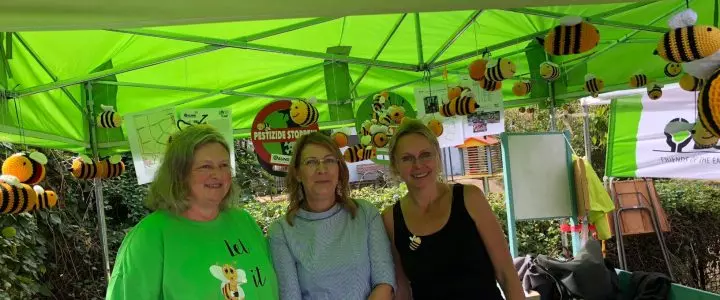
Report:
413,84,464,148
459,75,505,137
124,107,178,185
177,108,237,176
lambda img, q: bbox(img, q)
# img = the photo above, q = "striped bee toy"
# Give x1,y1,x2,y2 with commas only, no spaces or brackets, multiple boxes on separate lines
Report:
691,121,719,149
647,84,663,100
32,185,58,210
484,58,516,82
0,179,38,214
289,98,319,127
96,105,123,128
331,131,349,148
539,61,561,81
583,74,604,98
664,63,683,77
537,16,600,56
654,9,720,64
468,59,488,81
70,155,125,180
512,80,532,96
697,69,720,137
1,151,47,185
370,124,389,148
679,73,704,92
343,145,376,163
477,77,502,92
440,89,479,117
629,74,649,88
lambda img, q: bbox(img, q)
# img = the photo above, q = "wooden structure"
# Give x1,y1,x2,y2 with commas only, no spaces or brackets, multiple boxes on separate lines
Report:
457,136,503,176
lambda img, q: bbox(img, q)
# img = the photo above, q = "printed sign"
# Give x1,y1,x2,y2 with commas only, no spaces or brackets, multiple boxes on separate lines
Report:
251,100,319,176
177,108,236,176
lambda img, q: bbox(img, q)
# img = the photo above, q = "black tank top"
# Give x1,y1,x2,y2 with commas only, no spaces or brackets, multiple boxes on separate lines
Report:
393,183,503,300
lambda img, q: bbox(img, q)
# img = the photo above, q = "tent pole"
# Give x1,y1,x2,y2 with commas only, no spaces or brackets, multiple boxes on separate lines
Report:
426,10,482,67
349,13,407,95
415,13,424,66
85,82,112,282
582,103,592,163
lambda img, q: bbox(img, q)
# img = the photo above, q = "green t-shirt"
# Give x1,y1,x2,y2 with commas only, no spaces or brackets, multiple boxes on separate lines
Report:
106,208,279,300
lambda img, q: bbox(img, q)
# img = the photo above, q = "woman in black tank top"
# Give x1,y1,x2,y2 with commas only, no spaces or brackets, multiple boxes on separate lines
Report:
381,119,524,300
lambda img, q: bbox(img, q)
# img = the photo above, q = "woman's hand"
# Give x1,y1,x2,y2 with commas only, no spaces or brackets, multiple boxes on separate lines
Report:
368,283,394,300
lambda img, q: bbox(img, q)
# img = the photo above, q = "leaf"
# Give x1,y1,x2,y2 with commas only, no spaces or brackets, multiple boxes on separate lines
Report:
49,214,62,225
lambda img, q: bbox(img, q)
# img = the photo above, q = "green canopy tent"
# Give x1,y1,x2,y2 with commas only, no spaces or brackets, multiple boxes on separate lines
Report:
0,0,715,284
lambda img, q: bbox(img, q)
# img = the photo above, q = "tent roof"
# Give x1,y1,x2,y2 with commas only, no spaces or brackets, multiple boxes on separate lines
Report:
0,0,707,155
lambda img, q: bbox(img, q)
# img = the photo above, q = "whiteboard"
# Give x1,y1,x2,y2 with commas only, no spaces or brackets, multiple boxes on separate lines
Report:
503,133,574,220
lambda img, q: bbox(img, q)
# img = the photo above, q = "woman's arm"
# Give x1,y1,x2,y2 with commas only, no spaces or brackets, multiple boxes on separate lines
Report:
267,222,303,300
463,185,525,300
366,204,396,300
381,207,412,300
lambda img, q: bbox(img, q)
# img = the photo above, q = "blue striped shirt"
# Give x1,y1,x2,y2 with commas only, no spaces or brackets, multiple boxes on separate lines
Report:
268,199,396,300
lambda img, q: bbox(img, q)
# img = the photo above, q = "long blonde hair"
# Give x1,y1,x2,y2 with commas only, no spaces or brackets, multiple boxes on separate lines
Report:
285,132,355,225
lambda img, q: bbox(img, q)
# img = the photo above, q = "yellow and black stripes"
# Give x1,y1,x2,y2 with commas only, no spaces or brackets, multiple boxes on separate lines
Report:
0,183,37,214
698,69,720,137
629,74,648,88
289,100,319,127
440,95,479,117
96,111,122,128
680,74,705,91
655,25,720,63
34,190,58,210
539,21,599,56
664,63,682,77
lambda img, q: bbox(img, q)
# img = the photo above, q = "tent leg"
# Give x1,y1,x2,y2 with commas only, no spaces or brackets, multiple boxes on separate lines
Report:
85,82,112,282
582,103,592,163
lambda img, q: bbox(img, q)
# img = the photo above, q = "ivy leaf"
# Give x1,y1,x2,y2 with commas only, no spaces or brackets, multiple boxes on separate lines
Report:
49,214,62,225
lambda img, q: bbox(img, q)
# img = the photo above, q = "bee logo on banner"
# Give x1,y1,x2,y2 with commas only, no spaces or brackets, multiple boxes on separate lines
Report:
176,108,236,175
251,99,320,176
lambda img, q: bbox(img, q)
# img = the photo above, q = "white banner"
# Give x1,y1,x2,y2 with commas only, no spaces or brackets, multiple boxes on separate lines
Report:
124,107,179,185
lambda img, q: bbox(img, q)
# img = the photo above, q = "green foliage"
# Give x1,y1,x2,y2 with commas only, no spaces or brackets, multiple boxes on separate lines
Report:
234,140,276,201
0,213,50,299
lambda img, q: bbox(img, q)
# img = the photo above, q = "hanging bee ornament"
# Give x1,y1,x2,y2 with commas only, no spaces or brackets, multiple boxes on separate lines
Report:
691,121,719,149
477,77,502,92
654,9,720,80
680,73,705,91
370,124,389,148
629,73,649,88
0,180,38,214
537,16,600,56
1,151,47,185
96,105,122,128
664,63,683,77
440,88,479,117
647,83,663,100
468,59,488,81
512,80,532,96
387,105,406,124
697,68,720,137
539,61,561,81
32,185,58,210
70,154,125,180
484,58,516,82
583,74,604,98
331,130,349,148
290,97,319,127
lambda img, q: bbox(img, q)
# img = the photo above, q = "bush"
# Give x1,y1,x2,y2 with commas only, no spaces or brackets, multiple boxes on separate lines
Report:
0,213,50,299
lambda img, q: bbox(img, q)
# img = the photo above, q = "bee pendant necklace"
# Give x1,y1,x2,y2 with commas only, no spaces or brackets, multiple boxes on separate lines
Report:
407,184,449,251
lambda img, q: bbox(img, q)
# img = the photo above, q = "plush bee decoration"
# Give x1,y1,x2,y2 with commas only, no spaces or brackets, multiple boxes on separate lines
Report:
372,92,388,112
343,144,376,163
539,61,561,81
647,83,663,100
421,115,444,137
32,185,58,211
70,154,125,180
477,77,502,92
679,73,704,91
0,178,38,214
370,124,390,148
691,121,720,149
512,80,532,96
96,105,123,128
387,105,406,125
664,63,683,77
654,9,720,80
440,87,479,117
289,97,319,127
537,16,600,56
447,86,469,101
331,130,349,148
584,74,604,98
1,151,47,185
468,59,489,81
484,58,516,82
629,73,649,88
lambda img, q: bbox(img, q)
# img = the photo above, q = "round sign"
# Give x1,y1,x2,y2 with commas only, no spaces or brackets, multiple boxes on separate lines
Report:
354,91,416,164
251,100,320,177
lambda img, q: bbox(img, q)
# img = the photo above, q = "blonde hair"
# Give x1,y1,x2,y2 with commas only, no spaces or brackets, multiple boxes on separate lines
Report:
285,132,355,225
388,118,443,177
146,124,238,214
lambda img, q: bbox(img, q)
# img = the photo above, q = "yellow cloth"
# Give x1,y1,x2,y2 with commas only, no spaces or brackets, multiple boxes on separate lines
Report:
573,155,615,240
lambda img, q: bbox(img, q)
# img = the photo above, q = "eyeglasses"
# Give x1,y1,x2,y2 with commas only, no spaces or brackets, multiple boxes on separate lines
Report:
302,157,339,170
398,151,435,166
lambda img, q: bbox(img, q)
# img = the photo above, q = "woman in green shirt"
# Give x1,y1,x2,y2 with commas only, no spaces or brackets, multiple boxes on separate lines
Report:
106,124,278,300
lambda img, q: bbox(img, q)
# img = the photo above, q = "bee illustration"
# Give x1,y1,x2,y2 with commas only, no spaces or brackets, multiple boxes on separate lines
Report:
96,105,123,128
289,99,319,127
387,105,405,124
468,59,488,81
210,264,247,300
583,74,604,98
440,91,479,117
484,58,516,82
680,73,705,92
647,84,663,100
629,74,648,88
32,185,58,210
664,63,683,77
512,80,532,96
536,16,600,55
691,121,719,149
256,122,271,131
331,131,349,148
539,61,561,81
698,69,720,137
370,125,389,148
0,179,38,214
343,145,376,163
409,235,422,251
477,77,502,92
1,151,47,185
